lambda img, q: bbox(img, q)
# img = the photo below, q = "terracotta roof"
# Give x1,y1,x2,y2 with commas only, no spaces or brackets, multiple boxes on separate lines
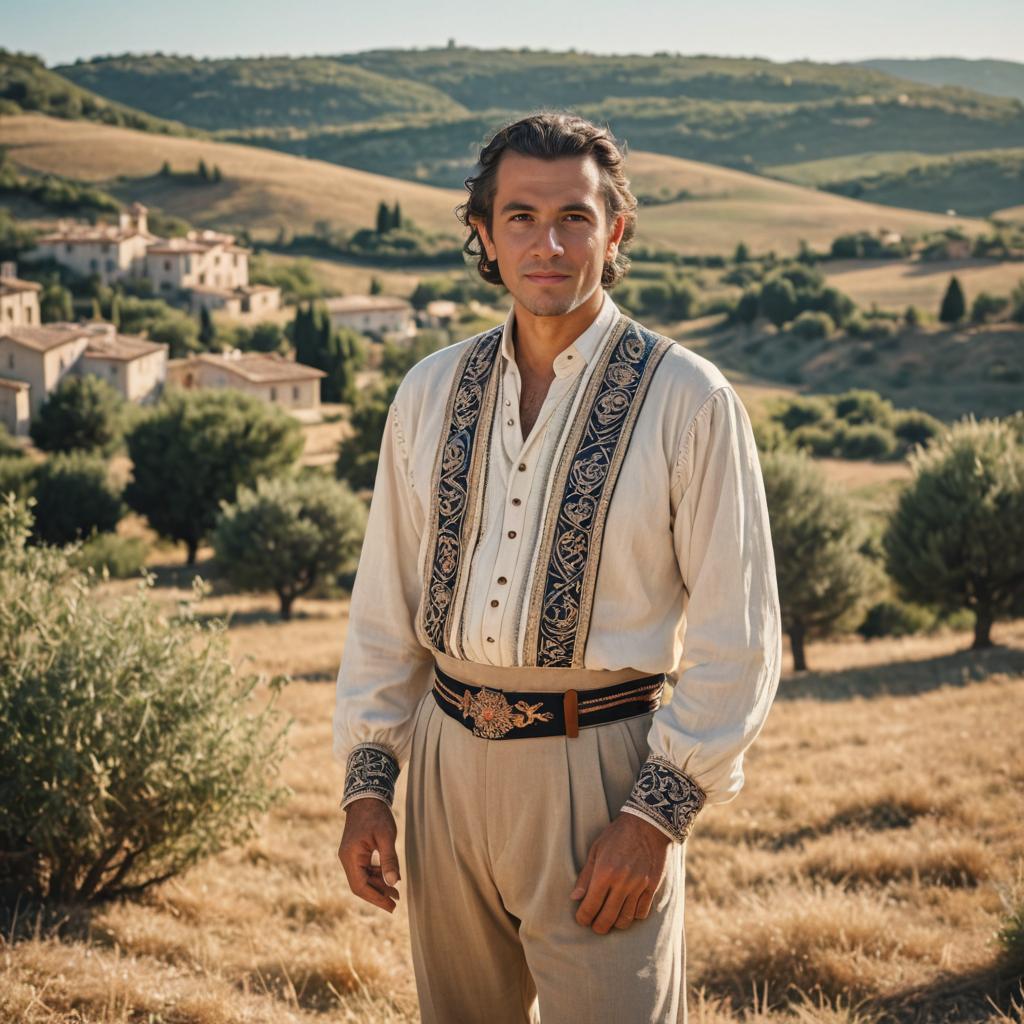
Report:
146,243,209,256
0,323,90,353
323,295,412,314
187,352,325,384
0,277,42,296
83,331,167,362
0,375,30,391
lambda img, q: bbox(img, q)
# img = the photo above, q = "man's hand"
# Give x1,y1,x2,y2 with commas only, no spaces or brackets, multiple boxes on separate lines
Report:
570,812,671,934
337,797,402,914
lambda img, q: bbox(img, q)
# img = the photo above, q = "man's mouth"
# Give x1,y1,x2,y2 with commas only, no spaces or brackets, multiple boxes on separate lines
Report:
525,272,570,283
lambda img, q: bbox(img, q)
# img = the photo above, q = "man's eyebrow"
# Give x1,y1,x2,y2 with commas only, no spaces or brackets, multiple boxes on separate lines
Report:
498,200,599,215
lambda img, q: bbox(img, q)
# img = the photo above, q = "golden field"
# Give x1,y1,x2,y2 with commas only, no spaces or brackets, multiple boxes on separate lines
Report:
0,113,991,257
1,519,1022,1023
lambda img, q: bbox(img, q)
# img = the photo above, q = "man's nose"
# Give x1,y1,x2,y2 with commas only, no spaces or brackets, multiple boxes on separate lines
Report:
532,224,565,259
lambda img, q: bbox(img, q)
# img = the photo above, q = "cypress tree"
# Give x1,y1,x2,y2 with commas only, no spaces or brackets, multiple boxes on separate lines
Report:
376,201,390,235
939,275,966,324
392,201,402,230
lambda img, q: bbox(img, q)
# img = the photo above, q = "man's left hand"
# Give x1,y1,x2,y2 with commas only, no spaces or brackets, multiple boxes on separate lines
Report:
570,812,671,934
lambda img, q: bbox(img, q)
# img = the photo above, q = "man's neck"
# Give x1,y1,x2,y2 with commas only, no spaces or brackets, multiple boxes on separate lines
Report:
511,287,605,379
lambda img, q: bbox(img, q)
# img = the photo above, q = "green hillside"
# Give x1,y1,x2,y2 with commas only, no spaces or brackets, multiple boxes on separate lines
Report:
766,148,1024,217
55,54,469,131
0,49,194,136
48,48,1024,192
858,57,1024,104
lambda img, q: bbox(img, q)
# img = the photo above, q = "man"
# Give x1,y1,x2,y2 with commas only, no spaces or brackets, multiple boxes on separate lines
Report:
334,111,781,1023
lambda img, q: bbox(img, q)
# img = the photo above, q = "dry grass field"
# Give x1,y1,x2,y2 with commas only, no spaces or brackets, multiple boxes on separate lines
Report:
0,113,463,239
619,152,988,257
0,114,991,258
2,521,1022,1023
822,260,1024,313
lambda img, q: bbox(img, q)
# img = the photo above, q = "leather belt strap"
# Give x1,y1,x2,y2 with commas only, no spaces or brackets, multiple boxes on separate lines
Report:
431,661,665,740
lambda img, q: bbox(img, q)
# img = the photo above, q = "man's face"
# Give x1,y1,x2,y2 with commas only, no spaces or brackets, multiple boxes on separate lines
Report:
473,151,625,318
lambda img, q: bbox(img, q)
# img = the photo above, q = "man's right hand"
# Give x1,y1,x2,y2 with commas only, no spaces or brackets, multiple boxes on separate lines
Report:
337,797,402,914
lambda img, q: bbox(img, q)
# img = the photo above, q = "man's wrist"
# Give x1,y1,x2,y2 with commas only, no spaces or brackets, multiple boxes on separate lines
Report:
341,743,400,810
621,754,706,843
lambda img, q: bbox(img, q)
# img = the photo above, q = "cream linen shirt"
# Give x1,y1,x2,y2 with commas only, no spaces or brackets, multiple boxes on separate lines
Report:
333,290,782,841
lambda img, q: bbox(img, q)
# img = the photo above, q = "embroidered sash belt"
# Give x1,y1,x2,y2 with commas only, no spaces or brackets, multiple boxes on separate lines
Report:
431,661,666,740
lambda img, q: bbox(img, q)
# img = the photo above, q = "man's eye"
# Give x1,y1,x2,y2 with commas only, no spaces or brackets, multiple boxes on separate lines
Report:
510,214,531,222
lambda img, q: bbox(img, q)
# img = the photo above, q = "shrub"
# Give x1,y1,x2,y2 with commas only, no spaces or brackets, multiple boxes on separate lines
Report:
884,418,1024,649
70,532,149,578
0,423,23,458
790,310,834,341
769,395,832,433
832,389,895,427
790,423,840,457
857,599,936,639
125,390,303,564
760,450,872,670
970,291,1009,324
0,456,34,502
836,423,897,460
892,409,943,453
759,275,798,328
30,451,123,545
0,496,288,906
29,374,126,454
213,474,367,619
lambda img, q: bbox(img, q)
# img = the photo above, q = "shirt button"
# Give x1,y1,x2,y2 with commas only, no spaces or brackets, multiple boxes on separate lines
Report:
508,530,517,539
511,497,521,506
497,576,507,584
505,399,511,406
518,463,527,472
506,418,514,426
490,599,499,607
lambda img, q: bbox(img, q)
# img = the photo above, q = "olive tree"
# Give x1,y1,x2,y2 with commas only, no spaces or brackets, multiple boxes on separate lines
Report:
761,449,872,671
213,473,367,619
884,418,1024,649
29,374,126,455
0,495,288,906
125,389,303,564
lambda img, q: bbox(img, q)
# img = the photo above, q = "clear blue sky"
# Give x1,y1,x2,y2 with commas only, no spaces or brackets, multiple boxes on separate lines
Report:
2,0,1022,66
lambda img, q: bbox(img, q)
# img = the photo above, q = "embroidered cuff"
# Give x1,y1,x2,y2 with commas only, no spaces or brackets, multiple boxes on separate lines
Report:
341,743,400,810
621,754,707,843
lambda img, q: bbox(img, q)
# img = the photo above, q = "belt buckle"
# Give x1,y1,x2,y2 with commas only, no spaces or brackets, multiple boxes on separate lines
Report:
461,685,554,738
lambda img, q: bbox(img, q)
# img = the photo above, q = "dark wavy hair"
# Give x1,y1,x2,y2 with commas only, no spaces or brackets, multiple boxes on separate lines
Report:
455,111,638,289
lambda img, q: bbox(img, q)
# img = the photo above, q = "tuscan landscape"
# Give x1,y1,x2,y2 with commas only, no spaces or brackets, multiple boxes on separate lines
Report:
1,24,1023,1024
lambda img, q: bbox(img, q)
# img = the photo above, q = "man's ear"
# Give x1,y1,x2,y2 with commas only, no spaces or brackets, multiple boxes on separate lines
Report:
606,213,626,259
471,215,496,262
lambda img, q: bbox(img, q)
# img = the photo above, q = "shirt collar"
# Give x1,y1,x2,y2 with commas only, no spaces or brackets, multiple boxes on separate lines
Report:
500,290,620,379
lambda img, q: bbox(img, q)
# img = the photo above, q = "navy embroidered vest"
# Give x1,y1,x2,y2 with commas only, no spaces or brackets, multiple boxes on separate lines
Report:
418,314,674,668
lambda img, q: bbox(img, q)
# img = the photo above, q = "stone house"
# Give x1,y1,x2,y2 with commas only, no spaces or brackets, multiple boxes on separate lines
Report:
323,295,415,340
166,350,325,418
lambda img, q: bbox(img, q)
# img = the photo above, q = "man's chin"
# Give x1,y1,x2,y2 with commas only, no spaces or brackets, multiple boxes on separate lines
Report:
515,286,580,318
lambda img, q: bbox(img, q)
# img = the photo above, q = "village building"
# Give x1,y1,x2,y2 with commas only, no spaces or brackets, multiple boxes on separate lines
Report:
1,261,43,327
32,203,156,285
31,207,281,316
323,295,415,340
0,264,168,437
166,350,325,419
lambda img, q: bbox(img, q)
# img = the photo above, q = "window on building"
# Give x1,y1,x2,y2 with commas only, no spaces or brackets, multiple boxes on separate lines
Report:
292,385,299,400
109,365,117,377
65,244,73,254
164,260,171,272
25,307,33,324
214,255,220,267
270,387,277,401
5,307,12,321
90,259,98,271
233,254,239,267
105,259,114,272
7,353,13,369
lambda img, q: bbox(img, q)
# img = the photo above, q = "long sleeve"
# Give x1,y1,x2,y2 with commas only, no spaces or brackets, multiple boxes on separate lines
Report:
620,385,782,842
333,389,435,811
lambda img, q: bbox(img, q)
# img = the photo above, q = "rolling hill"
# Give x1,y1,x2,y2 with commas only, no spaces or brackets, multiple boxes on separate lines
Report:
0,113,990,256
0,113,463,240
52,54,469,131
857,57,1024,104
0,49,195,136
53,48,1024,195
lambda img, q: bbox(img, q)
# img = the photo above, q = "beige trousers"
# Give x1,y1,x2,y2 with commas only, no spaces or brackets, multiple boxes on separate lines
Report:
403,660,688,1024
